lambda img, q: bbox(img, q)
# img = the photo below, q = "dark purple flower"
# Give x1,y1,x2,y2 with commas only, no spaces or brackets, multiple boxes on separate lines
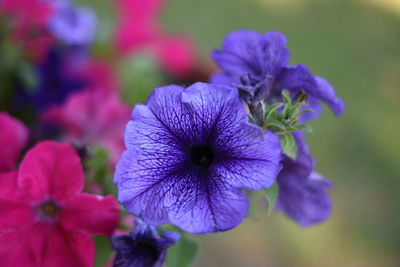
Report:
48,0,97,46
211,30,344,119
111,219,180,267
276,132,332,226
115,82,282,233
32,46,88,110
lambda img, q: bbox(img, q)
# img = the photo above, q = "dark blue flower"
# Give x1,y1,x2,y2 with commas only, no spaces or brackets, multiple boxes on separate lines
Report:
48,0,97,46
276,132,332,226
112,219,180,267
211,30,344,119
115,82,282,233
32,46,88,110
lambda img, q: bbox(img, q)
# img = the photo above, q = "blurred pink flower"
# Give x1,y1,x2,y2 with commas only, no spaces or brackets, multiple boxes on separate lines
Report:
80,60,119,93
0,141,120,267
0,0,55,61
114,0,195,77
43,90,131,166
0,112,28,172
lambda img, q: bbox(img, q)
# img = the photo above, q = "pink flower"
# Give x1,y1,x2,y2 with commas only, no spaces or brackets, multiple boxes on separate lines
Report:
114,0,195,77
0,113,29,172
80,60,119,93
0,141,120,267
43,90,131,166
0,0,55,61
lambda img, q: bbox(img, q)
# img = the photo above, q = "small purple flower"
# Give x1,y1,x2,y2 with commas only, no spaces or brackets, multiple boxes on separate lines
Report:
211,30,344,119
112,219,180,267
48,0,97,46
276,132,333,226
115,82,282,233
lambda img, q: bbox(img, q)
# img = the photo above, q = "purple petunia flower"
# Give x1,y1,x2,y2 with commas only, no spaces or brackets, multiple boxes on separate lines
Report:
111,219,179,267
211,30,344,119
48,0,97,46
276,132,332,226
115,82,282,234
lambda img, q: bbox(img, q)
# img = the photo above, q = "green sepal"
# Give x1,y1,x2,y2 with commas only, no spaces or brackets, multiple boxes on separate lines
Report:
264,103,283,121
166,234,198,267
259,182,279,215
280,133,297,159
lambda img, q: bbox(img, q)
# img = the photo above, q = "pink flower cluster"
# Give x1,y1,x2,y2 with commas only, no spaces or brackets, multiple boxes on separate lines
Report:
0,0,55,61
0,114,120,267
114,0,195,77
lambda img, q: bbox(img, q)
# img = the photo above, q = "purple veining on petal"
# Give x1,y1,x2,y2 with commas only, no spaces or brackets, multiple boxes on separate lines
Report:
115,82,282,233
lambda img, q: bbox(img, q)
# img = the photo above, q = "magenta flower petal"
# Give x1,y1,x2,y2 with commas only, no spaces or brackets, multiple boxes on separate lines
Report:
0,113,29,172
156,36,195,77
114,0,195,77
1,224,95,267
0,142,119,267
0,172,33,232
61,193,120,236
0,224,37,265
38,226,95,267
18,141,84,202
42,90,131,165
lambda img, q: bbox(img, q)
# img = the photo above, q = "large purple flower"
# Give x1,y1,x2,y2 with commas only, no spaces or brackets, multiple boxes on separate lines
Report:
276,132,332,226
211,30,344,119
115,82,282,234
111,219,179,267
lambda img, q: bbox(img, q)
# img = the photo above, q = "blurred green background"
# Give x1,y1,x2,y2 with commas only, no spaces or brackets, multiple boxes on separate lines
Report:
79,0,400,266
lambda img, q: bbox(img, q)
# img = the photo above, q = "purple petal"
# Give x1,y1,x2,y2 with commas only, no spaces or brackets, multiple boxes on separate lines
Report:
49,0,97,46
263,31,290,76
115,83,282,233
211,30,265,77
275,64,344,116
214,122,282,190
276,133,333,227
168,177,249,233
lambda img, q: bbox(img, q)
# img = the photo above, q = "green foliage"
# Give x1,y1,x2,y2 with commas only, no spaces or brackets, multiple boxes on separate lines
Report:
118,53,166,105
259,183,279,215
166,234,198,267
263,90,312,135
84,147,116,197
94,236,113,267
261,90,314,158
280,133,297,159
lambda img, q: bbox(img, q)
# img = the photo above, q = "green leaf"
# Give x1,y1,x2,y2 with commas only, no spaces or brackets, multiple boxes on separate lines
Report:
94,236,113,267
259,183,279,214
282,103,291,120
281,89,291,104
299,109,314,114
280,133,297,159
296,124,313,133
266,120,286,131
264,103,283,121
166,234,198,267
84,147,116,196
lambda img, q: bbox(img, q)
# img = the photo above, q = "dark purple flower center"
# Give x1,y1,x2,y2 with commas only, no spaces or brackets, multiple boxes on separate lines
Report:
190,145,215,168
35,200,60,221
